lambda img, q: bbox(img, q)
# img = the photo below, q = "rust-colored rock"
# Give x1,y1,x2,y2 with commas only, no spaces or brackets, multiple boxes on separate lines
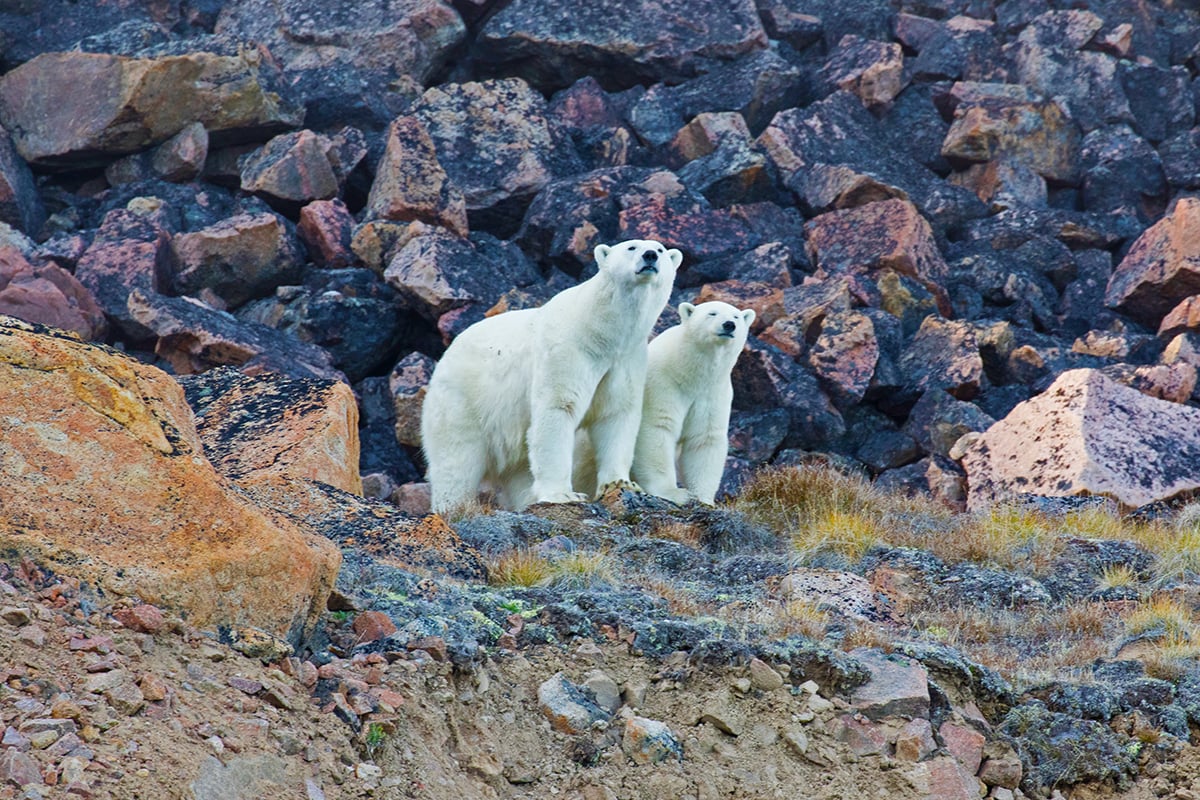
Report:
390,352,436,448
352,611,397,644
181,367,362,496
298,199,356,269
805,199,948,310
0,316,340,642
962,368,1200,510
806,310,879,407
849,648,930,721
112,604,166,635
1159,295,1200,339
695,280,783,333
365,116,468,236
151,122,209,183
239,130,341,206
1106,197,1200,326
0,50,304,167
74,207,172,337
0,245,106,340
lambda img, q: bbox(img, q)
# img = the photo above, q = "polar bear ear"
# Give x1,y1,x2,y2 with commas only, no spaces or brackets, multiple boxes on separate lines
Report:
665,248,684,270
678,302,696,320
593,244,612,271
741,308,756,327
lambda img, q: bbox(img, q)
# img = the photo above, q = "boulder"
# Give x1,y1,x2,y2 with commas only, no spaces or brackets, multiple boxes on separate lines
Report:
390,353,436,448
126,290,343,380
151,121,209,183
74,207,172,338
0,50,304,167
181,367,361,497
732,338,845,448
805,310,879,407
364,115,468,236
940,84,1081,183
0,316,340,642
477,0,767,90
899,317,985,400
1079,125,1166,219
961,368,1200,510
1011,10,1132,133
170,212,305,308
1159,295,1200,339
1106,197,1200,327
239,130,349,208
410,78,581,233
384,228,541,322
215,0,465,129
621,714,683,765
298,199,356,269
236,269,408,383
0,245,106,340
849,648,931,721
537,672,612,735
805,199,949,311
820,36,905,109
1119,62,1194,144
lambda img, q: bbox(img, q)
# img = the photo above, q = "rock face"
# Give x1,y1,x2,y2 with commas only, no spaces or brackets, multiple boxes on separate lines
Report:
0,51,304,167
961,369,1200,510
477,0,767,90
181,367,362,496
0,316,340,642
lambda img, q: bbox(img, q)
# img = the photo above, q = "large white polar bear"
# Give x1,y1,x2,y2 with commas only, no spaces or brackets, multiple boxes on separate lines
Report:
631,301,755,505
421,239,682,514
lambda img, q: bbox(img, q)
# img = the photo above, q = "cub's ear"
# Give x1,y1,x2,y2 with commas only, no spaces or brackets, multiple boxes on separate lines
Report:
665,248,684,269
678,302,696,320
741,308,756,327
593,244,612,270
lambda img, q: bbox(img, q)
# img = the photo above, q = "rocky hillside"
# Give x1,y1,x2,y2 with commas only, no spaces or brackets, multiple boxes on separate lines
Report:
6,0,1200,798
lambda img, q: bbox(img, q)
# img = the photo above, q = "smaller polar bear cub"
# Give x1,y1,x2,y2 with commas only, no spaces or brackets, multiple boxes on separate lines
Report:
631,301,755,505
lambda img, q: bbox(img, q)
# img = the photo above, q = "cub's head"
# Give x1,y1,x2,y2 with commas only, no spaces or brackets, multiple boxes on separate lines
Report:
678,301,754,349
594,239,682,286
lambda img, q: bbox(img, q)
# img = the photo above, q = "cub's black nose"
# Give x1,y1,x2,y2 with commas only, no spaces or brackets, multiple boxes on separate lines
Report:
722,320,736,333
642,250,658,262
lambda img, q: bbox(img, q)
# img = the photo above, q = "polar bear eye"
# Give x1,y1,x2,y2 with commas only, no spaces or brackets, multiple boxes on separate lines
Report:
627,245,637,251
708,311,717,316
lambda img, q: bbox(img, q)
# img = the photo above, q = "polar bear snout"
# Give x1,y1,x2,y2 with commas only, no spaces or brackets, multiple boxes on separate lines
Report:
635,249,660,274
718,320,737,337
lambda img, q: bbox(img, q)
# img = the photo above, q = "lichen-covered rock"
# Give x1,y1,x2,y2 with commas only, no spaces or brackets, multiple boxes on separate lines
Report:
384,227,540,322
169,212,305,308
961,368,1200,510
410,79,581,232
0,127,44,236
1079,125,1166,219
239,130,350,208
0,50,304,167
899,317,985,400
298,199,356,269
365,115,468,236
0,316,340,642
74,207,172,337
1105,197,1200,327
805,198,949,311
805,310,879,407
390,352,436,448
215,0,465,129
820,35,905,109
0,244,106,340
732,338,845,448
849,649,930,721
940,83,1081,183
477,0,767,90
1000,701,1136,793
181,367,361,496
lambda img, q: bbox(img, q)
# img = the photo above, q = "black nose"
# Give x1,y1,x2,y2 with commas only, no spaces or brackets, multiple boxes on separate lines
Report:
722,320,736,333
642,250,658,263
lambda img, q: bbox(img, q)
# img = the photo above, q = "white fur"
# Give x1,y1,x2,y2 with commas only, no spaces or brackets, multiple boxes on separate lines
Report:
421,239,681,514
631,301,754,505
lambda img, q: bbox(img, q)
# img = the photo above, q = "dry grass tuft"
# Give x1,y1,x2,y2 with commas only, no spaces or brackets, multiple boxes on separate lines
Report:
488,550,555,588
549,551,617,589
631,576,704,617
1122,595,1195,638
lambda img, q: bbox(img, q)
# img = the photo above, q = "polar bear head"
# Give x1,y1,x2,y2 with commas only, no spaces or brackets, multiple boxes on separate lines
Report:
593,239,682,286
678,301,755,350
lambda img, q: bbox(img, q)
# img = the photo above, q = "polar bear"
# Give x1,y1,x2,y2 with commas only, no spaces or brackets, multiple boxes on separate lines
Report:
421,239,681,514
630,301,754,505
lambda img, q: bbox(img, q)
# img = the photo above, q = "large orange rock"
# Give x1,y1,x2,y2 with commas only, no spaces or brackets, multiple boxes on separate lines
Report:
961,368,1200,510
1106,197,1200,326
181,367,362,496
0,50,304,167
0,317,340,642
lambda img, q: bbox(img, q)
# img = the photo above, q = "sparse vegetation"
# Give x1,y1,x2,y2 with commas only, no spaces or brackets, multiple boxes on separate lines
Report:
487,549,556,588
487,548,617,589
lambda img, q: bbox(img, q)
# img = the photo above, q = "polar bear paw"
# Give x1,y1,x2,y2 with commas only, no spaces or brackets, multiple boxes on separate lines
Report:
594,479,645,499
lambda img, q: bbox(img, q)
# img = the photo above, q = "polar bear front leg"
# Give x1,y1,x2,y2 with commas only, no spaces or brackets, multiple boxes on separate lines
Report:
632,405,691,505
587,364,647,496
528,365,595,505
678,424,730,506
